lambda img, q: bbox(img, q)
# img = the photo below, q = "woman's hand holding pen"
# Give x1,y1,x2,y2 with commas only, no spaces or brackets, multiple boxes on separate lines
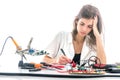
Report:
57,49,71,65
57,55,71,65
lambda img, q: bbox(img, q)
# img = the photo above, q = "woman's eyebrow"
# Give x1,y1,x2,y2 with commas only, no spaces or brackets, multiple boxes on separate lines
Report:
79,21,84,24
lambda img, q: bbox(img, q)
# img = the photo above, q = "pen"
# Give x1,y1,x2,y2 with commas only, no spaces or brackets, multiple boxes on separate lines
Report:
60,49,74,65
60,49,66,56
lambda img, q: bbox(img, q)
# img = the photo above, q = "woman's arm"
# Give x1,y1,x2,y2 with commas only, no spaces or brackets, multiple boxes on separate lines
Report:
43,32,71,65
95,35,106,64
42,32,61,64
43,55,71,65
43,55,58,64
93,16,106,64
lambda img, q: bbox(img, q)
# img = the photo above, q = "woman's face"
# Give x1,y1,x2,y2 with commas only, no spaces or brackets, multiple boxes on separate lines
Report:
76,18,93,37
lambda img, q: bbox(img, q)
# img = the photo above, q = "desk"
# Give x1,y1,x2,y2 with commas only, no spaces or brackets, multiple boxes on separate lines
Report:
0,64,120,80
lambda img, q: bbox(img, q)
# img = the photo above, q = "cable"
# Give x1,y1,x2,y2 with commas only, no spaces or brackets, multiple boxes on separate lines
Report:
0,36,11,56
88,56,101,68
0,36,21,56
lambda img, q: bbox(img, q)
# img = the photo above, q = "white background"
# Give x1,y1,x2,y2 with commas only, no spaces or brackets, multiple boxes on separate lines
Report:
0,0,120,65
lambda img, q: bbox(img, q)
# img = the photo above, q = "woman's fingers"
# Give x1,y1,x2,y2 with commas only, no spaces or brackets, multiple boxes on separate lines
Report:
93,16,100,37
58,55,71,65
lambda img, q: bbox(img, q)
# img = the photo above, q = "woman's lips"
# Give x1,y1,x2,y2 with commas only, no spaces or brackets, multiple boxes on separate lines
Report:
80,32,86,35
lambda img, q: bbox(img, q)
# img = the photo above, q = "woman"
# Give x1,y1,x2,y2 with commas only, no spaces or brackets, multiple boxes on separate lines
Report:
43,4,106,65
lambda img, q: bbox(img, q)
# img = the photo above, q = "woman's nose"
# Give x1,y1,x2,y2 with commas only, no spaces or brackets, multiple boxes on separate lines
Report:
82,26,88,31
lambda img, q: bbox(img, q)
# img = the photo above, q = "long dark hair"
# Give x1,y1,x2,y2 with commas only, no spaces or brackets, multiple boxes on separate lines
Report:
72,4,103,50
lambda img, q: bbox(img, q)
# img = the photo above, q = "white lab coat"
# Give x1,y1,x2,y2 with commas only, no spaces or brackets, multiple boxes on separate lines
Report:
45,31,96,65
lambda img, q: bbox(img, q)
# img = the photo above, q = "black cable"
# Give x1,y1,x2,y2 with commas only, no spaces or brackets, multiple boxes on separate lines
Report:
88,56,101,68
